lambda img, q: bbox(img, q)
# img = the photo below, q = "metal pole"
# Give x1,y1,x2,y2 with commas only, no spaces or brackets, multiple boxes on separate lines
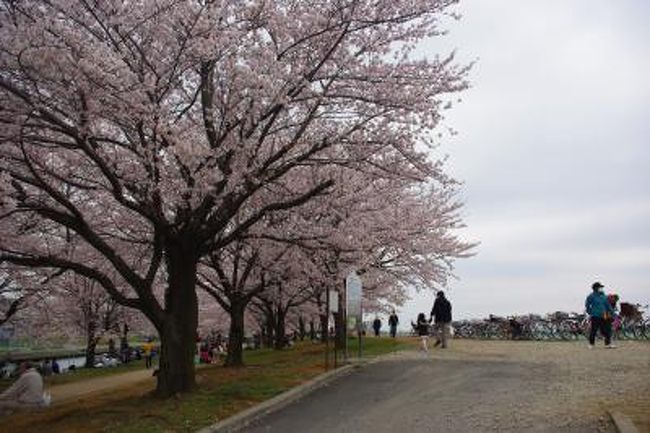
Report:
325,287,330,371
344,278,349,362
358,287,363,359
333,309,338,369
358,326,362,359
333,288,337,369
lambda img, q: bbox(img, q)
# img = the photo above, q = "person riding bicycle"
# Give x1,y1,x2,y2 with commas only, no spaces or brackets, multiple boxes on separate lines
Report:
585,282,615,349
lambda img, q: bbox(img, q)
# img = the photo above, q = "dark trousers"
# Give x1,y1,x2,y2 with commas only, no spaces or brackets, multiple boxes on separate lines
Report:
390,325,397,338
589,317,611,345
145,355,152,369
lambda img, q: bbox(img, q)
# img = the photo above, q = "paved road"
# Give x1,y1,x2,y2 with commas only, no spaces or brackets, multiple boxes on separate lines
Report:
240,352,615,433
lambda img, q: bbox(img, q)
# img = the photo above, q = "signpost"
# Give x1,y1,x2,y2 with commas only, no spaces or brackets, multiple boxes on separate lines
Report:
325,289,340,370
324,272,362,370
345,271,363,359
329,290,339,313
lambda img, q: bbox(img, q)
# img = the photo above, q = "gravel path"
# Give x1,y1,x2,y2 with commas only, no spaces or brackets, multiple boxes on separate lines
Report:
239,340,650,433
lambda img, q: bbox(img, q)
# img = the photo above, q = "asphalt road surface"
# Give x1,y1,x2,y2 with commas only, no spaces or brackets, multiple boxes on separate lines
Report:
240,351,616,433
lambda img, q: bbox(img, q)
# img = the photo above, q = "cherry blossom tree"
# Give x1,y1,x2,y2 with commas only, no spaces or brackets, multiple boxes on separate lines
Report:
0,267,55,333
0,0,469,395
46,274,125,367
268,166,475,342
0,276,23,326
198,237,296,365
249,247,318,350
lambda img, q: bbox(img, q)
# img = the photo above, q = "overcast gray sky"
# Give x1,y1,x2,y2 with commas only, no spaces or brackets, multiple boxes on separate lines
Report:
396,0,650,324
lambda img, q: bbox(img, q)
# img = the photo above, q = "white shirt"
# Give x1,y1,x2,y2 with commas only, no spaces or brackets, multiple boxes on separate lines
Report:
0,368,45,405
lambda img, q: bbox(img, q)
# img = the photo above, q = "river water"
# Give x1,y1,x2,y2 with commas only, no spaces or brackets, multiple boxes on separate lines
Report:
1,355,96,377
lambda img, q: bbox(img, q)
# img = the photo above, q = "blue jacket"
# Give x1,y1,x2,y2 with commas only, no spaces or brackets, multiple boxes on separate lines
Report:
585,292,613,319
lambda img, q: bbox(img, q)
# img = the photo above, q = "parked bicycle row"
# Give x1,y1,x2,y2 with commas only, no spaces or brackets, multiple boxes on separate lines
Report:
452,304,648,342
452,311,648,341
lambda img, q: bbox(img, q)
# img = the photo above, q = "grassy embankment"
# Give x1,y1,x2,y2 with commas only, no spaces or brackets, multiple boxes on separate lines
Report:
2,337,414,433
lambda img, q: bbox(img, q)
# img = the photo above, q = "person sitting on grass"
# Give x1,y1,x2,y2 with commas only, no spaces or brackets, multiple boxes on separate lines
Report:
0,361,49,415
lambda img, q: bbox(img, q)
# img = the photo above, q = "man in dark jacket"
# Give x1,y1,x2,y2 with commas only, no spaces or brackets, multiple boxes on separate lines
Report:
388,310,399,338
372,317,382,337
430,291,452,348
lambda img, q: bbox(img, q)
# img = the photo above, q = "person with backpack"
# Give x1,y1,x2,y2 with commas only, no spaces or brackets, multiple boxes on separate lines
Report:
585,282,615,349
430,291,452,348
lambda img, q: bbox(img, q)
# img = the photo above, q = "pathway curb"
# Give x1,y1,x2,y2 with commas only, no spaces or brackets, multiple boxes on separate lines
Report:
608,411,640,433
195,363,358,433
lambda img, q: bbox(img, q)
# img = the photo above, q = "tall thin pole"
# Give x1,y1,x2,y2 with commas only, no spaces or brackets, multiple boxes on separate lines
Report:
358,324,363,359
343,278,349,362
325,286,330,371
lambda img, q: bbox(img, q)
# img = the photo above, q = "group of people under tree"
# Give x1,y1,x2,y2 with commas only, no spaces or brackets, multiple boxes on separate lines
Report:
197,332,226,365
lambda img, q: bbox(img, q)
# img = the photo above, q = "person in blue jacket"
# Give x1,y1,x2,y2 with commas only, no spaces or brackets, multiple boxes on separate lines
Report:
585,282,615,348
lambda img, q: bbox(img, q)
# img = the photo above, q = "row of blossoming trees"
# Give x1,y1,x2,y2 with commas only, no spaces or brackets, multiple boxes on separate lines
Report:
0,0,474,396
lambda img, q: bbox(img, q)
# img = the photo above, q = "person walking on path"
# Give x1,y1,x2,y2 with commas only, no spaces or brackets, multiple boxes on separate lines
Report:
142,338,155,369
372,317,382,337
388,310,399,338
411,313,431,353
0,362,48,415
430,291,452,349
585,282,615,349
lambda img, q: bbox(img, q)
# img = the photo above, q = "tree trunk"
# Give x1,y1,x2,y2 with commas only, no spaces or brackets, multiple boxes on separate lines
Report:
334,294,346,351
155,242,199,396
225,301,246,367
319,312,328,343
273,310,287,350
260,325,267,348
309,319,316,341
84,321,98,368
157,321,196,395
336,287,346,350
264,318,274,348
298,316,306,341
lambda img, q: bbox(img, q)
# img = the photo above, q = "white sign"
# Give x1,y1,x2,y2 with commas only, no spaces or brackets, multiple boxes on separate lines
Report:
346,272,362,318
328,290,339,313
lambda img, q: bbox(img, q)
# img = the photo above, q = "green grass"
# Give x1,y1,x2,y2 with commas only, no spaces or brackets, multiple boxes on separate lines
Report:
355,335,414,357
2,337,414,433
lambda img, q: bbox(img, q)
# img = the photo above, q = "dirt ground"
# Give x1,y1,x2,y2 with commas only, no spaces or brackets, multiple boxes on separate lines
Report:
48,368,154,405
431,339,650,432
